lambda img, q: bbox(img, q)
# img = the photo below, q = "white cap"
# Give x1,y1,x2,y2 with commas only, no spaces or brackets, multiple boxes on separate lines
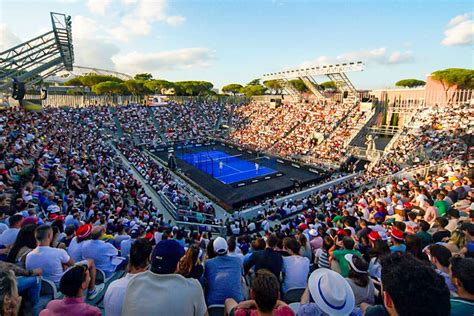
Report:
213,237,228,255
308,229,319,237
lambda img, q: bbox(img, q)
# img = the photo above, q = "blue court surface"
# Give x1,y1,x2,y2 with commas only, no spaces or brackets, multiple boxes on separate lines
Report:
178,150,276,184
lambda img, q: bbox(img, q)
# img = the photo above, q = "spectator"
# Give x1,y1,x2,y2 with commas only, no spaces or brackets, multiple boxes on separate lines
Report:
39,264,101,316
81,226,122,277
0,214,23,248
177,244,204,280
331,236,362,277
367,238,390,280
344,254,375,305
281,237,309,293
6,224,37,264
25,225,73,286
416,220,433,249
204,236,244,305
426,244,456,293
315,236,334,269
67,224,92,263
120,225,144,260
445,230,467,254
389,228,406,253
361,253,450,316
0,270,21,316
244,234,283,280
299,268,356,315
432,217,451,243
225,269,294,316
449,257,474,315
405,234,428,261
104,238,152,316
298,233,312,261
121,240,207,315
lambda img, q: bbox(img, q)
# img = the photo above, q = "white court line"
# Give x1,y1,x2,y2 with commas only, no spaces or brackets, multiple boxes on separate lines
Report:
216,167,274,181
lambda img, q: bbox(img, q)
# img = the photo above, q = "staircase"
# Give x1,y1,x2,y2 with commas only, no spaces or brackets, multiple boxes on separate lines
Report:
110,107,124,138
349,104,384,148
146,107,168,143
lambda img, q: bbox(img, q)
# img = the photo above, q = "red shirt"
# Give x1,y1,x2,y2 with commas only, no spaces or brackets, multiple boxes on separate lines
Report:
39,297,101,316
234,306,295,316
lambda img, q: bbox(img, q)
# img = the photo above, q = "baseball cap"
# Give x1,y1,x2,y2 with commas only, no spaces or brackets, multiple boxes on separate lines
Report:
151,240,185,274
213,237,228,255
391,228,404,241
308,229,319,237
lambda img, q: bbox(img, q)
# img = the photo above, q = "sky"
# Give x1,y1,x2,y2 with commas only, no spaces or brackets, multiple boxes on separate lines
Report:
0,0,473,90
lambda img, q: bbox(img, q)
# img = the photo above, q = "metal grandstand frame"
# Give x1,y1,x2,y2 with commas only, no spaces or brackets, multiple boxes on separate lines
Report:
0,12,74,91
262,61,364,101
46,66,133,84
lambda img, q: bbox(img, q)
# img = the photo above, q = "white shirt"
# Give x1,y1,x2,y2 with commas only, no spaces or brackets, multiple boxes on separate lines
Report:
281,255,310,293
104,273,142,316
26,246,70,285
0,228,19,247
67,237,84,262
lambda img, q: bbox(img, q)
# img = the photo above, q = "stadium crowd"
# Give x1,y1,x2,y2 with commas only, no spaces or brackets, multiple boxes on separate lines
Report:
0,97,473,316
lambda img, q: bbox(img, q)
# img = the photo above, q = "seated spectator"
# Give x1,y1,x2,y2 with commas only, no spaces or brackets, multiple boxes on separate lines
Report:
225,269,294,316
104,238,152,316
177,244,204,280
389,228,406,253
121,240,207,315
244,234,283,280
315,236,333,269
39,264,101,316
81,226,122,277
416,220,433,249
432,217,451,243
361,253,450,316
0,214,23,248
25,225,73,285
449,257,474,315
26,225,102,299
120,225,144,260
67,224,92,263
281,237,309,293
426,244,456,293
331,236,362,277
0,270,21,316
204,236,244,305
344,254,375,305
299,268,356,315
6,224,37,264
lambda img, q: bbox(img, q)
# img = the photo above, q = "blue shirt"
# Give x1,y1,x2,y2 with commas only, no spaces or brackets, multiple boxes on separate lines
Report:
120,239,134,260
81,240,119,276
204,255,244,305
390,244,406,253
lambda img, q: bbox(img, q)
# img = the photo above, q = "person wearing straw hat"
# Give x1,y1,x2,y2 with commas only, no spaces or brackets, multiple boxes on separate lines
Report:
298,268,356,316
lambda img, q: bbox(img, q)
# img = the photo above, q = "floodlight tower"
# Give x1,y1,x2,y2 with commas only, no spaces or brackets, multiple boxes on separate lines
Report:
0,12,74,99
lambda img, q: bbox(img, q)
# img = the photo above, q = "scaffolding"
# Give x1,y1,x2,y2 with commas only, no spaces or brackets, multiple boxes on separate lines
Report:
0,12,74,93
261,61,364,102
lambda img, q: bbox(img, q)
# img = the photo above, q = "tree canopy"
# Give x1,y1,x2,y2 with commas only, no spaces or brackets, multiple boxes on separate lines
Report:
289,79,309,93
174,81,214,96
222,83,243,95
431,68,474,90
134,73,153,81
263,80,283,94
240,84,266,97
319,81,337,90
395,79,426,88
92,81,128,95
124,79,149,96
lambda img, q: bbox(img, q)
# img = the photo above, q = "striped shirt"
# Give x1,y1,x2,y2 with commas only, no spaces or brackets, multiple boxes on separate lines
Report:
316,249,330,269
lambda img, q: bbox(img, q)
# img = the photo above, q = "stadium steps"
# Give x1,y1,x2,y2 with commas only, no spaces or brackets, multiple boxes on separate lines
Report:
349,103,384,149
146,106,168,143
195,102,214,128
109,107,124,138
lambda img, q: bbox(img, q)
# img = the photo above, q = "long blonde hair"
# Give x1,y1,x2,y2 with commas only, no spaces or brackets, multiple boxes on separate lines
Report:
0,270,21,316
449,230,467,249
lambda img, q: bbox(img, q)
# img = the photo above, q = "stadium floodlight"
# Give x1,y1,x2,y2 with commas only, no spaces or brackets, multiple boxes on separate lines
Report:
0,12,74,95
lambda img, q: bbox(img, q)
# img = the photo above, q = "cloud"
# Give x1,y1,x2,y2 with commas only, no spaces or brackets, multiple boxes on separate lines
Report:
71,15,120,70
111,47,214,74
442,13,474,46
300,47,414,68
74,39,120,70
0,23,22,51
86,0,113,16
109,0,186,41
